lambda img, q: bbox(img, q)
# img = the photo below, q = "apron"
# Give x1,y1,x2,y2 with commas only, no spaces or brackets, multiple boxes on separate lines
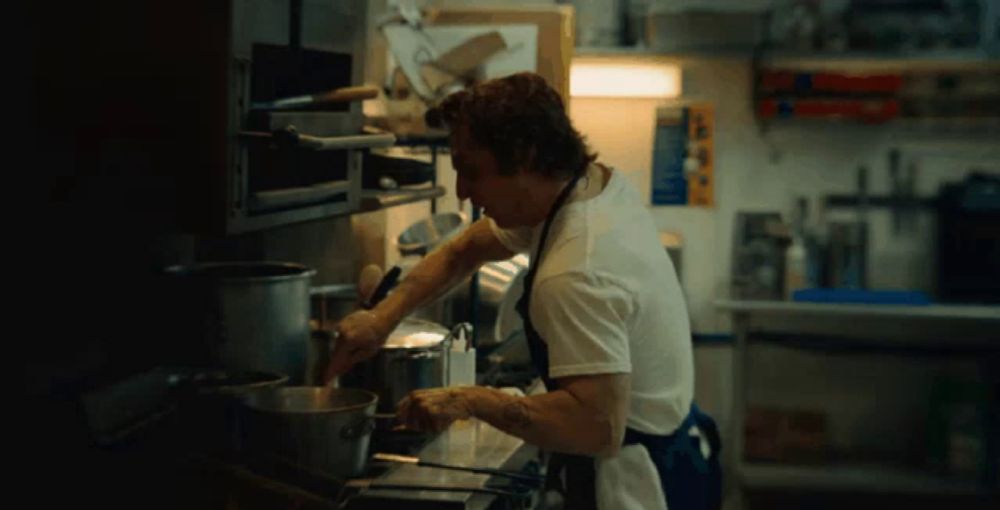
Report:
514,172,723,510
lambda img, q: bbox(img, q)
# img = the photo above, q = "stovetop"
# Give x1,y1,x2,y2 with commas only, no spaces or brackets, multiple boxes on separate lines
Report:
81,368,541,510
178,419,539,510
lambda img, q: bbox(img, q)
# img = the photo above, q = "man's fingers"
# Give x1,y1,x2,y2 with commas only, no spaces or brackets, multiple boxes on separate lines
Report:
396,396,412,422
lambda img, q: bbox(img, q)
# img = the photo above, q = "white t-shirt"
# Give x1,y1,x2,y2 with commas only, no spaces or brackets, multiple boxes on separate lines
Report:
488,165,694,436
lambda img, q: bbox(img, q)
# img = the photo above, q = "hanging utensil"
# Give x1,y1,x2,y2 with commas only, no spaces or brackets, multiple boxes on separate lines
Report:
250,85,379,111
362,266,402,310
314,266,403,386
344,478,533,499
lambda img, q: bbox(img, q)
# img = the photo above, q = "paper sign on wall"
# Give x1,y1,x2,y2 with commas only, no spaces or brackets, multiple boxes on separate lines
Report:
651,103,714,207
382,24,538,100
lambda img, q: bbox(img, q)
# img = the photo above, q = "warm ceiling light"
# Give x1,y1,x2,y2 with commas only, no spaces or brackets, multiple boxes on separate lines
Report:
570,61,681,98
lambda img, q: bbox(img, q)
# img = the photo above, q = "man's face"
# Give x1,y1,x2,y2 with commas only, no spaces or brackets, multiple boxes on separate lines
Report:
449,125,531,229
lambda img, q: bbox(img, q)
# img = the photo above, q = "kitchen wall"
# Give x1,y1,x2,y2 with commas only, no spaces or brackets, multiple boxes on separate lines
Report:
570,57,1000,334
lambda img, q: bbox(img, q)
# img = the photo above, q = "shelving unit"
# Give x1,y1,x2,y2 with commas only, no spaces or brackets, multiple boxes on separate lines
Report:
392,133,450,214
751,48,1000,128
717,300,1000,507
574,45,753,59
759,50,1000,73
357,186,447,213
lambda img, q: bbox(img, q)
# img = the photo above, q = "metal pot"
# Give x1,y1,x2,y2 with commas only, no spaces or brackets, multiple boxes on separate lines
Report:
240,387,378,477
164,262,316,383
397,212,467,256
169,369,289,453
339,318,453,413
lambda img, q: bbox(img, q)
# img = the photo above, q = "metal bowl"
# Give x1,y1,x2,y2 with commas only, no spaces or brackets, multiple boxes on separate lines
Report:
397,212,468,256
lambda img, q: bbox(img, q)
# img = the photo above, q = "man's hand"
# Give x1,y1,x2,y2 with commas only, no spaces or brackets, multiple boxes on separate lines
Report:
324,310,394,380
397,387,475,433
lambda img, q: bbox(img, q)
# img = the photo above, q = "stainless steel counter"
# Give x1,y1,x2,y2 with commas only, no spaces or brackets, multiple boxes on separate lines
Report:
716,299,1000,348
348,418,540,509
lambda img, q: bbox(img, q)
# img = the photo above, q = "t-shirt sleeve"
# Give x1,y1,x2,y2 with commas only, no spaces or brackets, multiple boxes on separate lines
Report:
529,272,634,379
487,216,534,254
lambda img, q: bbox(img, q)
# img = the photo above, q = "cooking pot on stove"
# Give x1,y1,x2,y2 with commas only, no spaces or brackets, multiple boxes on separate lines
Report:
241,387,378,477
164,262,316,384
338,318,455,414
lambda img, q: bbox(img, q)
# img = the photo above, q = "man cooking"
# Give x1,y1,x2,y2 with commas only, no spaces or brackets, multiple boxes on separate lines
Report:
328,72,721,510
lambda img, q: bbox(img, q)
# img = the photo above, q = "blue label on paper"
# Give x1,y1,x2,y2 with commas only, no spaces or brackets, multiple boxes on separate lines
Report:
651,108,688,205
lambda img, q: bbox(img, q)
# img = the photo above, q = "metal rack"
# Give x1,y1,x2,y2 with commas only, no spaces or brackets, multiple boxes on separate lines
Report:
717,300,1000,507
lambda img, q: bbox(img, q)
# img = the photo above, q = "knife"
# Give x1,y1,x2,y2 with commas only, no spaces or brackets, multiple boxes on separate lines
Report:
251,85,379,111
362,265,401,310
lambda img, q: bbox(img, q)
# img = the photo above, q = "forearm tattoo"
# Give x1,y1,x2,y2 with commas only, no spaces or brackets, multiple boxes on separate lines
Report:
501,400,532,430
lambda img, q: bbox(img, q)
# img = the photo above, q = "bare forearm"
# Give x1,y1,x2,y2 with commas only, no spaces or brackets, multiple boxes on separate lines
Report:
373,219,513,330
464,386,620,457
375,243,477,326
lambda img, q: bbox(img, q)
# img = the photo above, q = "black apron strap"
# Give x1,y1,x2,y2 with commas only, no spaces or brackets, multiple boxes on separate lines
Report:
516,170,584,390
515,171,592,508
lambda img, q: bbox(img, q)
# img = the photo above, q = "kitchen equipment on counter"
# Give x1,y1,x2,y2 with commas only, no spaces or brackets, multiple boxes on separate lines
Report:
936,173,1000,304
397,212,468,256
449,254,531,348
826,221,868,290
339,318,456,414
241,386,379,478
164,262,316,384
732,212,790,300
447,322,477,388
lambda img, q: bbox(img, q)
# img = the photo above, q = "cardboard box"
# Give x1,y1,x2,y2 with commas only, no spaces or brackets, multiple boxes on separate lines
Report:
424,4,575,102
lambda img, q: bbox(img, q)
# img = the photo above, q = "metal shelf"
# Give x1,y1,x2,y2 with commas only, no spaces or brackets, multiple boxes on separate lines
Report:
716,300,1000,322
574,45,753,59
759,50,1000,73
357,186,446,213
716,300,1000,350
741,462,994,496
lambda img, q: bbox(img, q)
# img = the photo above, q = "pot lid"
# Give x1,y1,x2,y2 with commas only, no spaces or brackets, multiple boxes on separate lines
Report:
384,318,450,349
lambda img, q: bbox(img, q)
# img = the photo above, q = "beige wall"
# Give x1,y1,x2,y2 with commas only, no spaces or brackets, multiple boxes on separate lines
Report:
568,57,1000,334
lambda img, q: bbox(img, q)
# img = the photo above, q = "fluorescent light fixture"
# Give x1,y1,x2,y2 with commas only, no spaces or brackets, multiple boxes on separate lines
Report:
570,61,681,98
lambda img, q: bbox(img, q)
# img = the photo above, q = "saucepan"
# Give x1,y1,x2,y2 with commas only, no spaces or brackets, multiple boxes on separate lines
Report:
240,386,388,478
238,386,542,484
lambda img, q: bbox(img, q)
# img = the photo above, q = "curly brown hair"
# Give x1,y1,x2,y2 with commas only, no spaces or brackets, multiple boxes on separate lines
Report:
426,72,597,179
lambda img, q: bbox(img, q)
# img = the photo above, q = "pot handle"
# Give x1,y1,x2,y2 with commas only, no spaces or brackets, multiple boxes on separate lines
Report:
401,349,442,361
341,414,377,440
